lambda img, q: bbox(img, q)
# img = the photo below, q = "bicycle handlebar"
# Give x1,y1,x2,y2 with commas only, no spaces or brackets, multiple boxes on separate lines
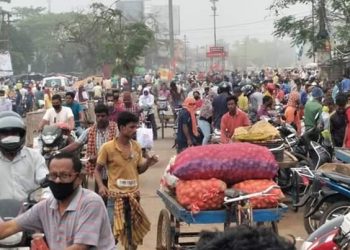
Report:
223,185,280,204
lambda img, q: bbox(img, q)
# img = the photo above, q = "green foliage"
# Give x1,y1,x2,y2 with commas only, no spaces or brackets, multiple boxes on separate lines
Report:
7,3,155,76
270,0,350,57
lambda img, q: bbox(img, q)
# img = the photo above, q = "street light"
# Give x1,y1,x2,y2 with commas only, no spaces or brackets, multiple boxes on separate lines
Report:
210,0,218,46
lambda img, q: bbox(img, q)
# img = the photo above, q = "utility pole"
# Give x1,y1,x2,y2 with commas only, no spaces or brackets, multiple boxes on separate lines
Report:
311,0,316,62
0,9,10,51
47,0,52,13
184,35,187,76
210,0,218,46
168,0,175,68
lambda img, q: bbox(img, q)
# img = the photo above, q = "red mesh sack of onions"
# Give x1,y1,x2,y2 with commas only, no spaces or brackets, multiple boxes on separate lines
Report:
176,178,227,213
232,179,285,209
171,143,278,184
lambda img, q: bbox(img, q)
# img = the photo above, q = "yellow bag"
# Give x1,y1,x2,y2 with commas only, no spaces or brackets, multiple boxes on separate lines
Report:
233,121,280,141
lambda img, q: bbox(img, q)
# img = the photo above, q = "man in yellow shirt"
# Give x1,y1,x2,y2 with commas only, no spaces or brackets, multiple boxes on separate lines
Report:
233,86,248,112
95,111,158,249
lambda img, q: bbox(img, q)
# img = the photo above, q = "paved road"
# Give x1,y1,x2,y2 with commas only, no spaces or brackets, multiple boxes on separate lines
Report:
137,126,308,249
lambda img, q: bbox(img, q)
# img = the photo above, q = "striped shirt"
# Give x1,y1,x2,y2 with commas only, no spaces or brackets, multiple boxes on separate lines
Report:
16,187,115,250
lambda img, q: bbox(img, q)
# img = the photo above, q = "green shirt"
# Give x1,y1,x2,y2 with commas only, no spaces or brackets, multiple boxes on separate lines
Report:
304,99,322,129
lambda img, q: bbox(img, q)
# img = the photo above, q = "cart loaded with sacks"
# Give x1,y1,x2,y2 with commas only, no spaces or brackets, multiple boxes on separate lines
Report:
158,142,288,249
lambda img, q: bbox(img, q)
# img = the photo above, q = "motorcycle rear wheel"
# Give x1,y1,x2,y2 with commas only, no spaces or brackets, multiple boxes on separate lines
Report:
319,200,350,226
303,199,327,234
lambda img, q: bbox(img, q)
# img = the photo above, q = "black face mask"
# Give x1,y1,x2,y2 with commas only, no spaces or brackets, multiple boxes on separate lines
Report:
194,96,200,100
53,105,61,111
48,179,77,200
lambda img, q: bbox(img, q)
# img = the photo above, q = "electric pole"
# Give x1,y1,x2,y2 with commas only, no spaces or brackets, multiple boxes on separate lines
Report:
47,0,52,13
210,0,218,46
168,0,175,68
312,0,316,62
184,35,188,76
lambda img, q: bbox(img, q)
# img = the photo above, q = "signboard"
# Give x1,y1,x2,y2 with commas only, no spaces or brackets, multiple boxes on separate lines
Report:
207,46,227,58
206,51,228,58
0,51,13,77
159,68,174,81
210,46,224,53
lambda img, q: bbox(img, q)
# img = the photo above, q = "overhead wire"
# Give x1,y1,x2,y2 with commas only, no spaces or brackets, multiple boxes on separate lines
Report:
181,11,310,33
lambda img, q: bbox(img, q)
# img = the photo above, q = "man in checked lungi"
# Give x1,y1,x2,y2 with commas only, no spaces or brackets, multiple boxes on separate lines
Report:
95,111,159,249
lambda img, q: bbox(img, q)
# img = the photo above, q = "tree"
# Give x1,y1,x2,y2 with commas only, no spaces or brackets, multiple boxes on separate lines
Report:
58,3,155,77
270,0,350,57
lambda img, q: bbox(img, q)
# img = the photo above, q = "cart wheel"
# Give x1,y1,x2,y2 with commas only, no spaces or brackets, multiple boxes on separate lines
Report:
156,209,172,250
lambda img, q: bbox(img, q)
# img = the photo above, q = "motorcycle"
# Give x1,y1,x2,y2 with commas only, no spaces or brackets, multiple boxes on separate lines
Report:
40,124,74,161
275,122,332,210
301,216,344,250
0,178,49,248
295,170,350,234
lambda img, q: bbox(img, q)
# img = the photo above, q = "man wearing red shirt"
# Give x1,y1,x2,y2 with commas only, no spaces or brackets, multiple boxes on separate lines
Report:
220,95,250,143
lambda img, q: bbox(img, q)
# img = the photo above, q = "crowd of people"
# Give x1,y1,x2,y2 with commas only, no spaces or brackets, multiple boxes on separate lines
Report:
0,67,348,249
170,69,350,153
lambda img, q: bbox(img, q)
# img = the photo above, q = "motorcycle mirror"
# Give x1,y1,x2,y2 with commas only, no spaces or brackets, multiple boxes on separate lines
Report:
40,176,50,188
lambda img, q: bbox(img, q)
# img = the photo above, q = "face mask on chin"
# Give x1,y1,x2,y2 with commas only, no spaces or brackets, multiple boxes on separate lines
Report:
48,178,77,201
53,105,61,111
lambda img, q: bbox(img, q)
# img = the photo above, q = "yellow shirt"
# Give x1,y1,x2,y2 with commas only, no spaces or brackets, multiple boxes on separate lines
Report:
238,94,249,112
264,91,272,98
44,94,52,109
97,138,143,193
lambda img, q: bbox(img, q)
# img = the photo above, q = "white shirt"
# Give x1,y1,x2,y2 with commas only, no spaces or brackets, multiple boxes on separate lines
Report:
139,94,155,114
43,106,74,125
0,146,50,201
93,85,103,98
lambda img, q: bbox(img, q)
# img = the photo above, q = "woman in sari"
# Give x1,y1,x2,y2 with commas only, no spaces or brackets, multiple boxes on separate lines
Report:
284,91,301,135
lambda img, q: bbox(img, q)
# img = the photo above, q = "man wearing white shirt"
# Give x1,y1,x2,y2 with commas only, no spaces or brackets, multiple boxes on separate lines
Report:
93,82,103,99
0,111,50,200
38,94,75,131
139,87,157,140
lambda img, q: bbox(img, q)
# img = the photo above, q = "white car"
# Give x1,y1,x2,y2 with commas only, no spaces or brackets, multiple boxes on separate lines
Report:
42,76,69,90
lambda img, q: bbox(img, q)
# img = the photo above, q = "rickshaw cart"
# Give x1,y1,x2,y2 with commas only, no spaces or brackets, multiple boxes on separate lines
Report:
156,189,288,250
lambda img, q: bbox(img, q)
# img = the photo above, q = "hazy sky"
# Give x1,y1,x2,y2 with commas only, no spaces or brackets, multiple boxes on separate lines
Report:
3,0,310,46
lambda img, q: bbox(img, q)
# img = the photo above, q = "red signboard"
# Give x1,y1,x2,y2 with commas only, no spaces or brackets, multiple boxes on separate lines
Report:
207,46,227,58
206,51,228,58
209,46,224,53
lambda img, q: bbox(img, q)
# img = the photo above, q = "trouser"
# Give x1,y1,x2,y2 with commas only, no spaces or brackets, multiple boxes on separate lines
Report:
198,119,211,145
147,113,157,140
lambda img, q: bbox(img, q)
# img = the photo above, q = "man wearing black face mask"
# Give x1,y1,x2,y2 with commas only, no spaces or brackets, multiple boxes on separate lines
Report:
38,94,74,132
0,111,50,201
0,152,115,249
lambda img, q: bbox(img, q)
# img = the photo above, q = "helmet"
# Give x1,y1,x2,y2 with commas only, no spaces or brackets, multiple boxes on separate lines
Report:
218,81,231,94
0,111,26,154
241,84,255,96
266,83,275,92
312,87,324,99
